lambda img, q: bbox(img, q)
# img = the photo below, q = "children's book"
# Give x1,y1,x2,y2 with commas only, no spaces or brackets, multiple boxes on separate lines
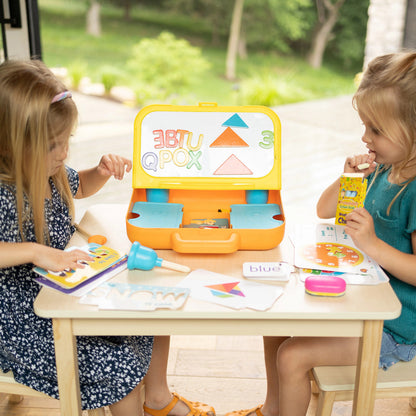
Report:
335,173,367,226
178,269,284,311
291,223,381,277
33,243,127,296
79,282,190,311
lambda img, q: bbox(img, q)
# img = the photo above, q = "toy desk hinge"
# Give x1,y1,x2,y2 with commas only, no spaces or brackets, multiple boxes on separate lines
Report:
198,102,218,107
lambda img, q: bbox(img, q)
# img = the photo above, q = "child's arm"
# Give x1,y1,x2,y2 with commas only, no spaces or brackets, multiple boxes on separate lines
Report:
316,153,376,219
316,177,341,218
345,208,416,286
75,154,132,199
0,242,92,272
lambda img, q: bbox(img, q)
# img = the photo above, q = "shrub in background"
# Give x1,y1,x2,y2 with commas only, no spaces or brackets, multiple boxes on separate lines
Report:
100,66,124,94
239,72,310,106
127,31,210,102
67,60,88,90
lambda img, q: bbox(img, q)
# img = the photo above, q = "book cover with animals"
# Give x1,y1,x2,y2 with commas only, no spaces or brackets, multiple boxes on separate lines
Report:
335,173,367,226
33,243,127,290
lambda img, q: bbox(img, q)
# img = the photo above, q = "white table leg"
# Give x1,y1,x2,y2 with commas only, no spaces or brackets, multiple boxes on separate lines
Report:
352,320,383,415
53,318,82,416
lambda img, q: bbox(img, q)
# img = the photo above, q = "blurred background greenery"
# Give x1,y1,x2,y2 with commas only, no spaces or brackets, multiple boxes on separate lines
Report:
39,0,369,106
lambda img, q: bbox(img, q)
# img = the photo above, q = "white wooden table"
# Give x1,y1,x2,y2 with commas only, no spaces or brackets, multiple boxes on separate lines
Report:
34,204,401,416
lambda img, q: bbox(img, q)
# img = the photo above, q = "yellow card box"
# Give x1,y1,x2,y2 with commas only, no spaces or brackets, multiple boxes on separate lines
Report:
335,173,367,226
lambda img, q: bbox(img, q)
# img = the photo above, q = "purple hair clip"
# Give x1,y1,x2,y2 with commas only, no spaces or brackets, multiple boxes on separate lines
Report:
51,91,72,103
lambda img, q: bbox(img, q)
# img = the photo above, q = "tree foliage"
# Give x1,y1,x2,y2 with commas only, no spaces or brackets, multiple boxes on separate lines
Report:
99,0,369,71
327,0,370,69
307,0,346,68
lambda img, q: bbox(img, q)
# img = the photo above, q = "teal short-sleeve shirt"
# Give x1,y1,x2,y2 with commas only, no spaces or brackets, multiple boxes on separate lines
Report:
365,166,416,344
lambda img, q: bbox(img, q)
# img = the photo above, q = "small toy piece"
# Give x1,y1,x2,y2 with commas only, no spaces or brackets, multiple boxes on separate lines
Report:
305,275,346,297
74,223,107,245
357,162,370,170
128,241,190,273
183,218,229,229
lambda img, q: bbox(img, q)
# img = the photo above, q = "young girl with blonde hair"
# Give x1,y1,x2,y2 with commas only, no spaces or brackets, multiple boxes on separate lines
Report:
226,51,416,416
0,59,214,416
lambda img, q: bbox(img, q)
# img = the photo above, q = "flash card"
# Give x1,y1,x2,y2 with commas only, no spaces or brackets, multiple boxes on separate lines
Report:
243,262,291,281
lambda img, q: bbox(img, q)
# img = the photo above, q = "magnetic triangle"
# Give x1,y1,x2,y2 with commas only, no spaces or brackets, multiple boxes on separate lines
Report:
210,127,249,147
213,154,253,175
222,114,249,128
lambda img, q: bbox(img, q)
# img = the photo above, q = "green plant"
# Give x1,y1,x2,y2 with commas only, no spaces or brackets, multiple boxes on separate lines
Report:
238,72,310,106
67,60,88,90
100,65,123,94
127,31,211,98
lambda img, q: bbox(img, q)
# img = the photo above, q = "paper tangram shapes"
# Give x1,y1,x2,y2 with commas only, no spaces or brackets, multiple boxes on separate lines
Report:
205,282,246,298
179,269,284,311
211,113,253,175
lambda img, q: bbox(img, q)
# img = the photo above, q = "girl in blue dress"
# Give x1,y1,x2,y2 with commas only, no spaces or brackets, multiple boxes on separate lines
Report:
226,51,416,416
0,59,214,416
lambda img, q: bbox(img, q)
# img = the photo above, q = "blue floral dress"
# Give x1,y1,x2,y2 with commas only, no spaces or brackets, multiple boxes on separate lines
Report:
0,167,153,410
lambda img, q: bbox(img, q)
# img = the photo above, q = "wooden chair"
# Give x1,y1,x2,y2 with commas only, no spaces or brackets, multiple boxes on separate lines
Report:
0,368,106,416
312,359,416,416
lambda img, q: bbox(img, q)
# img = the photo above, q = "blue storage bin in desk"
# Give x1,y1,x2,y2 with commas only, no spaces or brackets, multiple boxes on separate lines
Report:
129,202,183,228
230,204,283,229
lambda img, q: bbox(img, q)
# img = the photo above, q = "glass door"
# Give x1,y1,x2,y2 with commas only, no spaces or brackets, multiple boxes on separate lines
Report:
0,0,41,61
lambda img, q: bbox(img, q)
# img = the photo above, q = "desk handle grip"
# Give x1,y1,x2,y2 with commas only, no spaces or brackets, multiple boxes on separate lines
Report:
171,232,240,253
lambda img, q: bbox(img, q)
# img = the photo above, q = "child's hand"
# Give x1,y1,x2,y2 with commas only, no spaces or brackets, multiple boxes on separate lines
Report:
33,245,93,272
96,154,132,180
344,152,376,176
345,208,378,254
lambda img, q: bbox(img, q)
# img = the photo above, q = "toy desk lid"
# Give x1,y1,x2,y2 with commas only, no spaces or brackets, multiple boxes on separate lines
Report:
133,103,281,190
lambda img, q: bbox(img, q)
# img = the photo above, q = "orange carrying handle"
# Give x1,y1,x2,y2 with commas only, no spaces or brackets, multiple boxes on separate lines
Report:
171,232,240,253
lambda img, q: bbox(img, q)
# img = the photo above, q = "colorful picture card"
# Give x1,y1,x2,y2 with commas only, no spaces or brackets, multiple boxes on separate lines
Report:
178,269,284,311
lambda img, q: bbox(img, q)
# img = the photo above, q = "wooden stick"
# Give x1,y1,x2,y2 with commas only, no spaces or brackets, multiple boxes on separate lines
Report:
160,260,191,273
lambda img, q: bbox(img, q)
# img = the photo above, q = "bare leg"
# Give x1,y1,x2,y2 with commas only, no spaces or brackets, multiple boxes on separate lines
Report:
109,382,144,416
277,337,360,416
144,336,212,416
108,336,173,416
109,336,212,416
261,337,289,416
143,336,172,407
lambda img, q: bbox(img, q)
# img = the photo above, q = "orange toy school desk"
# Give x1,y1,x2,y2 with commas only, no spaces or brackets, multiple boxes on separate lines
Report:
34,204,401,416
126,103,285,253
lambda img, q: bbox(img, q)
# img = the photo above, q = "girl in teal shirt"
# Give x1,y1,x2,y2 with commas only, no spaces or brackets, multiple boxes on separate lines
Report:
226,51,416,416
